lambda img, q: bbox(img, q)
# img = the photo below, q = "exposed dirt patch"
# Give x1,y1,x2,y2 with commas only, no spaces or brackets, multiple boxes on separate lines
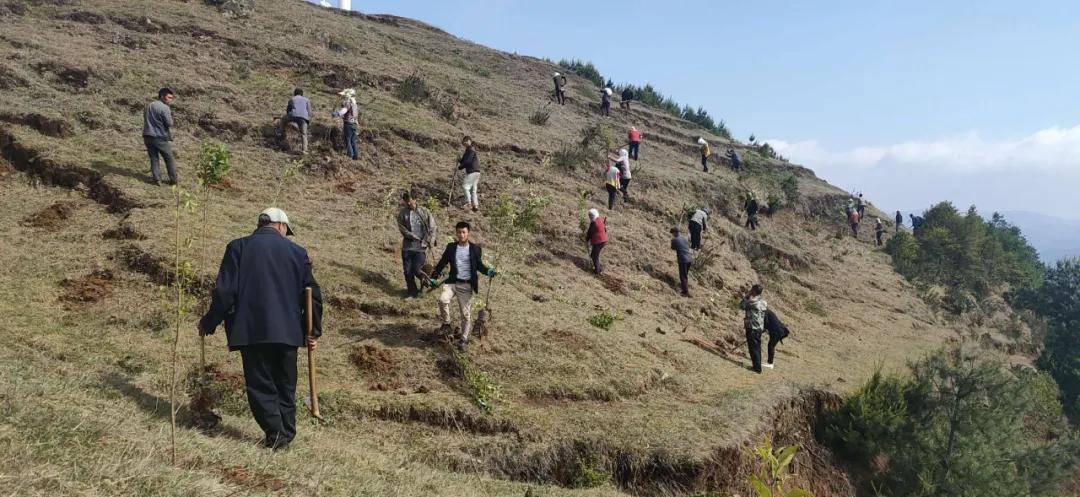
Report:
32,61,92,90
61,10,106,24
366,402,520,435
0,157,12,179
102,223,147,240
116,245,213,295
185,363,247,422
196,114,250,141
218,465,286,492
58,269,114,307
596,273,627,295
542,328,585,346
349,344,400,375
21,200,79,228
0,112,74,137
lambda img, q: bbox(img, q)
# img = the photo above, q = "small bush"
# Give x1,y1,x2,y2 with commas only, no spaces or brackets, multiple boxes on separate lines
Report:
781,174,799,202
689,245,721,282
551,142,589,172
394,73,430,103
572,460,609,488
822,370,910,463
453,351,500,413
589,312,618,330
430,90,457,123
766,194,782,217
196,141,230,188
804,299,826,317
528,104,551,126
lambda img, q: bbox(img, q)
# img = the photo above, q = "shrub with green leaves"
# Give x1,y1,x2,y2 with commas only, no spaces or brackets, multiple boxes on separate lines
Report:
588,312,618,330
196,141,230,188
551,142,590,172
780,174,799,202
452,351,500,413
747,440,814,497
529,103,551,126
394,73,430,103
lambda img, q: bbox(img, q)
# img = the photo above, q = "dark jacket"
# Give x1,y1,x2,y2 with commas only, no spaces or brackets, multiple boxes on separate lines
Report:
199,227,323,350
764,308,790,342
458,146,479,174
286,95,312,121
671,235,693,264
554,75,567,90
745,198,759,216
621,88,633,101
433,242,491,292
396,206,437,252
895,212,903,227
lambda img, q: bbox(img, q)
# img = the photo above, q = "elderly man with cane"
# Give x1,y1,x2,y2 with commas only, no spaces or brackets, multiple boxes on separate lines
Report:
198,207,323,450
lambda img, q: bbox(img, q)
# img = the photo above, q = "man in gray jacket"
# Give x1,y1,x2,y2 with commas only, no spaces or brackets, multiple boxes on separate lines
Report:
142,88,177,185
278,88,311,154
396,192,438,298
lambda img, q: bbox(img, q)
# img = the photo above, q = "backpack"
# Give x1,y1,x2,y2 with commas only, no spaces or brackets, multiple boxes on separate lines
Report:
764,309,790,341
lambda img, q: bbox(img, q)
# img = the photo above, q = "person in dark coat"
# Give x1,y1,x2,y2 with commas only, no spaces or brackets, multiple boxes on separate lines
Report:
763,308,789,369
429,221,497,351
553,72,567,105
198,208,323,450
744,193,760,230
895,210,903,231
670,227,693,297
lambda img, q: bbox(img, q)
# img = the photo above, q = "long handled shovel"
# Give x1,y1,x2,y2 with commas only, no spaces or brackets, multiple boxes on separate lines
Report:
304,287,324,421
447,168,459,209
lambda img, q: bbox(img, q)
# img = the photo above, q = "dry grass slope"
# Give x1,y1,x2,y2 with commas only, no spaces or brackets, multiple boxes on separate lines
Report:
0,1,954,495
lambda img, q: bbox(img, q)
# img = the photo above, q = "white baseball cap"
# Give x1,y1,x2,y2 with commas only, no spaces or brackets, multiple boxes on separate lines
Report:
260,207,294,236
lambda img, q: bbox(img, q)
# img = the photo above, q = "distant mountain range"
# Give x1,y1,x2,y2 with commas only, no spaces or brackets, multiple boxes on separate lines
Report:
899,209,1080,263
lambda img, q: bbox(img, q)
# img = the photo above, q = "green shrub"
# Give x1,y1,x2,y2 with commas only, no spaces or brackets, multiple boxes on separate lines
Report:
571,459,609,488
588,312,618,330
804,299,826,317
452,351,500,413
781,174,799,202
822,370,910,463
394,73,430,103
430,91,456,122
528,104,551,126
550,141,589,172
196,141,230,187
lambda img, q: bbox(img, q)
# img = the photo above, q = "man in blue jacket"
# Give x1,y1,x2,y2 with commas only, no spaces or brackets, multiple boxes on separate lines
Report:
429,221,497,351
198,207,323,450
277,88,312,154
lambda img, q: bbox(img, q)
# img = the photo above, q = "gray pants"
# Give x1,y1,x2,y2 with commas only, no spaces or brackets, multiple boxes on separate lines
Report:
144,136,177,183
278,116,309,153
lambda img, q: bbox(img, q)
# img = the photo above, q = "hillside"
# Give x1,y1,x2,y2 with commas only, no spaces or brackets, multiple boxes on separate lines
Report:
0,1,957,496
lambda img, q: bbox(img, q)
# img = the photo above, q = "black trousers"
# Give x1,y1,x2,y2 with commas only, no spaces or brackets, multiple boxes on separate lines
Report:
606,184,618,209
766,333,780,364
629,141,639,160
678,260,691,295
402,249,427,297
555,88,565,104
590,243,605,274
239,344,298,444
746,328,763,372
620,178,631,200
689,221,703,249
745,214,758,230
851,222,859,237
876,230,884,246
701,155,709,172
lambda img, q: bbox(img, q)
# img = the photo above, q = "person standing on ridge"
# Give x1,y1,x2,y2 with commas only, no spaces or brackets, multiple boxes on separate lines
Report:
895,210,903,231
601,88,612,117
602,159,622,210
689,208,708,250
740,284,767,373
849,209,861,237
698,137,711,172
585,208,608,275
396,192,438,298
620,87,634,110
198,208,323,450
458,136,480,212
277,88,312,154
874,217,885,246
744,193,760,230
726,147,741,172
857,193,867,218
671,227,693,297
143,87,177,186
628,126,642,161
429,221,497,351
608,147,632,202
553,72,567,105
332,88,359,160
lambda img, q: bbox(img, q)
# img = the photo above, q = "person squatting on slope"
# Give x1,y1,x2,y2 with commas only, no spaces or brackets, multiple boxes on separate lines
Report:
332,88,359,160
740,284,768,373
620,87,634,110
553,72,568,105
875,217,885,246
601,87,613,117
430,222,498,351
277,88,311,154
458,136,480,212
608,146,632,201
763,308,790,370
698,137,711,172
744,193,760,231
585,208,608,275
628,126,642,161
396,192,438,298
726,147,741,172
671,227,693,297
689,208,708,250
198,208,323,450
602,160,622,210
143,87,177,185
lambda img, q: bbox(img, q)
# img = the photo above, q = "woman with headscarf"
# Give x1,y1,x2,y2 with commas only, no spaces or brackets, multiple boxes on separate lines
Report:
602,160,622,210
608,147,632,202
601,88,612,117
585,209,608,275
333,88,359,160
698,137,711,172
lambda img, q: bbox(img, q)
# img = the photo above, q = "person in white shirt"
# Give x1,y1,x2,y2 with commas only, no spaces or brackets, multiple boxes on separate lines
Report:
429,222,497,351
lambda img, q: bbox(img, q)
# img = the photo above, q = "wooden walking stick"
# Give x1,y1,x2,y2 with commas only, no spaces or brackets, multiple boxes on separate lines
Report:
304,287,324,421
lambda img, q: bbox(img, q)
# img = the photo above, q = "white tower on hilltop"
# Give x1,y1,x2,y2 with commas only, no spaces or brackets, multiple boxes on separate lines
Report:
340,0,351,10
319,0,331,6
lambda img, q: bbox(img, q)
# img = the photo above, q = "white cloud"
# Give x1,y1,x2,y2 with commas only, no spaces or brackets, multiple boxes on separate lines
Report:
766,125,1080,175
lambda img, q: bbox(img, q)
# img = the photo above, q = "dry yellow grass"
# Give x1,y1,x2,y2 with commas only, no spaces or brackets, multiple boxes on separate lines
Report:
0,1,956,495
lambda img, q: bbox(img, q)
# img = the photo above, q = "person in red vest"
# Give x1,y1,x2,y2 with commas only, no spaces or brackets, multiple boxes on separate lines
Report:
628,126,642,161
585,208,608,275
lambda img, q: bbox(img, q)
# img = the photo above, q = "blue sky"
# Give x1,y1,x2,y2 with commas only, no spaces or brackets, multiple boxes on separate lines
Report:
314,0,1080,219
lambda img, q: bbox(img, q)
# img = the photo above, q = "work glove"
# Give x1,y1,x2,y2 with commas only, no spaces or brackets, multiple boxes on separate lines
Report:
429,278,440,288
486,267,497,277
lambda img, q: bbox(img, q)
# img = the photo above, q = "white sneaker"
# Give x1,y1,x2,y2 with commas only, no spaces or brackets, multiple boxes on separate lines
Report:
763,363,774,369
